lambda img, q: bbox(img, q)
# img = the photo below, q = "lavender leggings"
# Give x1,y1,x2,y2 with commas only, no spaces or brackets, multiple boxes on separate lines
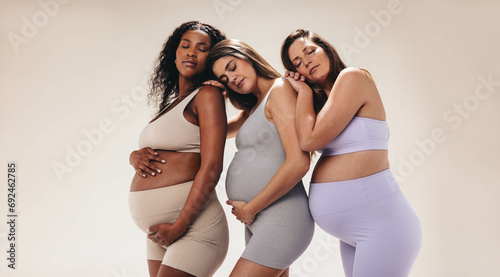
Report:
309,169,422,277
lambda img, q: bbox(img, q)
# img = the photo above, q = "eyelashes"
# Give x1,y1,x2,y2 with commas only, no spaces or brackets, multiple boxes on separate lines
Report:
180,45,208,52
294,49,315,67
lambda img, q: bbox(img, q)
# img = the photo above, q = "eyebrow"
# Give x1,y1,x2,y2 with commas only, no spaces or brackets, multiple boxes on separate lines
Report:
217,61,233,80
181,39,209,46
224,60,233,71
292,46,309,63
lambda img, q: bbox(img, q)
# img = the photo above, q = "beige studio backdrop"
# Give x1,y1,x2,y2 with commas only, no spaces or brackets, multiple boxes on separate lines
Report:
1,0,499,276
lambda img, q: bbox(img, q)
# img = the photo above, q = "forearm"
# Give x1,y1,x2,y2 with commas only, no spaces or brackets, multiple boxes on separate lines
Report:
246,156,309,215
295,89,317,150
173,164,222,229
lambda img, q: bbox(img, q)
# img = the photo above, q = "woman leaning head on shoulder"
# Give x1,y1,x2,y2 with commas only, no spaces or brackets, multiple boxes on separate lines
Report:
281,28,352,112
205,38,281,110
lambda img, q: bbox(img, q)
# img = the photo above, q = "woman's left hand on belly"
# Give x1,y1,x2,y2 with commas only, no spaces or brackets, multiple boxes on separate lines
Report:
227,200,256,225
147,223,186,247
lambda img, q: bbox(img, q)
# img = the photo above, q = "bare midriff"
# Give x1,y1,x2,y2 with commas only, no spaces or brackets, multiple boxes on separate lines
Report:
129,150,201,192
311,150,390,183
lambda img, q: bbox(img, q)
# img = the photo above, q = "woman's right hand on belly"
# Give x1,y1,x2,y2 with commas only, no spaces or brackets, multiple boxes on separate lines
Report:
129,147,166,177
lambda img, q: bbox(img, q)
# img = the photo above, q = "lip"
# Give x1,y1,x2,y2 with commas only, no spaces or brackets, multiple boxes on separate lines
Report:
237,78,244,89
183,59,197,67
310,65,319,75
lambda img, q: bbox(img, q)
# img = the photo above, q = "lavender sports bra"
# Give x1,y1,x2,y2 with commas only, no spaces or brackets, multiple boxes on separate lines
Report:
320,116,389,156
138,87,201,153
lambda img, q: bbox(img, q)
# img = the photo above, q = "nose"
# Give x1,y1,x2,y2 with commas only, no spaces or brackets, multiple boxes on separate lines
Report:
231,74,238,84
304,58,312,68
227,72,237,84
187,48,196,58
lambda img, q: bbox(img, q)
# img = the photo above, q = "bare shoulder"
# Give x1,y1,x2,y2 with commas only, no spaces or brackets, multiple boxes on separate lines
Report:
269,78,296,101
337,67,374,84
335,67,378,97
267,79,297,121
195,85,225,101
191,85,225,115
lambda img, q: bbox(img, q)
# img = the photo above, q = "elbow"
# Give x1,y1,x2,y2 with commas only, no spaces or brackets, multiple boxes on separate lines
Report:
293,153,310,177
210,163,223,179
199,162,223,181
299,138,318,152
299,159,310,177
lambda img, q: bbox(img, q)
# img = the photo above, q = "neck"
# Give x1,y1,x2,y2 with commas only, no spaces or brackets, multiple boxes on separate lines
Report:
318,77,334,97
178,74,196,97
252,77,276,101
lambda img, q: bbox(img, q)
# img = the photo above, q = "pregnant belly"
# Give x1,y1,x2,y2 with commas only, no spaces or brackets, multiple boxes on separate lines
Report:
225,152,283,202
129,150,201,192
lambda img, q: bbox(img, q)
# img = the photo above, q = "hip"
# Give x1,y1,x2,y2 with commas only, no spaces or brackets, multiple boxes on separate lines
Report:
312,150,389,183
128,180,225,234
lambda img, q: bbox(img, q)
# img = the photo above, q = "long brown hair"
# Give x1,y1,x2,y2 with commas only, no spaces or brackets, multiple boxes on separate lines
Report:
281,29,347,113
207,39,281,110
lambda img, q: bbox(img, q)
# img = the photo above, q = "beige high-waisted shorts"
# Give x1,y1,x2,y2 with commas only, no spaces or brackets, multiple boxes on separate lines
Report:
128,181,229,277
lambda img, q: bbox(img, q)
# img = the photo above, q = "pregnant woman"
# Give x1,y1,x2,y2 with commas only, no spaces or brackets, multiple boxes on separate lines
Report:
281,29,422,277
128,21,228,277
205,39,314,277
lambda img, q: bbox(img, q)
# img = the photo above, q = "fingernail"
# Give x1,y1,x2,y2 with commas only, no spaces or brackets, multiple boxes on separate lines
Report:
154,152,158,155
152,172,155,176
157,169,161,173
142,174,146,178
162,160,166,163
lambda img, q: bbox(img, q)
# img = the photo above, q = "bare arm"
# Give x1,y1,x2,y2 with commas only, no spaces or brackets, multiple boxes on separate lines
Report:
203,79,250,139
286,68,373,151
148,85,227,244
174,85,227,228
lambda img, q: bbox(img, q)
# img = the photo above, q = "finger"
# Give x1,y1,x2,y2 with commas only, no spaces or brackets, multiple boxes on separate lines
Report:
136,169,146,178
226,200,233,206
300,75,305,81
204,80,224,89
144,161,162,175
145,147,158,155
149,154,166,165
147,225,158,234
139,165,157,176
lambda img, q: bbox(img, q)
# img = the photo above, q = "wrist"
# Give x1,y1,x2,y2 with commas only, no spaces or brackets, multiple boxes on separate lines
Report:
245,201,259,216
173,217,189,231
297,86,313,95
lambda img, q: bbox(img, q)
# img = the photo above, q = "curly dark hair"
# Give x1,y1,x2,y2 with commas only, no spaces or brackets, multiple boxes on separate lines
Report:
147,21,226,115
281,29,347,113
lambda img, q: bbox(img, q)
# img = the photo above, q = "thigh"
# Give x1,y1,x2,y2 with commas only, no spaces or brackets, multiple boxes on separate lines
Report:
162,200,229,277
148,260,162,277
146,237,167,262
340,241,355,277
242,208,314,270
157,264,195,277
230,258,286,277
352,195,422,277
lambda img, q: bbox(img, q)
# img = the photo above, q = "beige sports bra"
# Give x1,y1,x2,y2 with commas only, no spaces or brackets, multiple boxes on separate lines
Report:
138,87,201,153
